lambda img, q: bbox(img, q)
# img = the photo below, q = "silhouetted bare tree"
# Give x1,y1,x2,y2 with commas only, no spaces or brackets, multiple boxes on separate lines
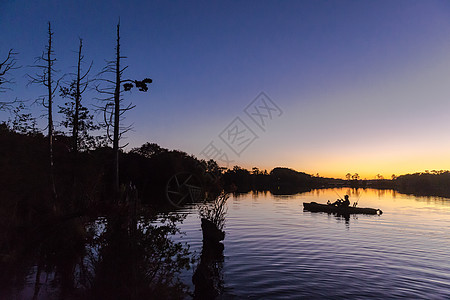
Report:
28,22,60,205
96,21,152,200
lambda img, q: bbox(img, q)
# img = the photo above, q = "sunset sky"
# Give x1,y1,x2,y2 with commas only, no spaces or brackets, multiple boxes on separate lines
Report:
2,0,450,178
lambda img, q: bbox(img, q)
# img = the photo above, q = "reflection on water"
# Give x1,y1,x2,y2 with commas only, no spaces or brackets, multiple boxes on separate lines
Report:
192,240,224,299
1,188,450,299
0,207,193,299
176,188,450,299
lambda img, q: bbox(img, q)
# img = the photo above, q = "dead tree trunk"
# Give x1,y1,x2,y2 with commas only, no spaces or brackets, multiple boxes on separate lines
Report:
59,37,93,201
113,22,121,198
73,39,82,156
46,23,57,205
96,20,152,203
28,22,59,208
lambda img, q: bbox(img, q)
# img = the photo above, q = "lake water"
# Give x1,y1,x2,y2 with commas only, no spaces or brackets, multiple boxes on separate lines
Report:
177,188,450,299
4,188,450,299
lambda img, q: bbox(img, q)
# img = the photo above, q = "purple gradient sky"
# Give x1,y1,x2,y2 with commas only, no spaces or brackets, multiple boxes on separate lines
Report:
2,0,450,178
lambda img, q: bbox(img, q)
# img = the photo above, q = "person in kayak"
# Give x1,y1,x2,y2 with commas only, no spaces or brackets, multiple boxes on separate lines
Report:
329,195,351,207
341,195,350,207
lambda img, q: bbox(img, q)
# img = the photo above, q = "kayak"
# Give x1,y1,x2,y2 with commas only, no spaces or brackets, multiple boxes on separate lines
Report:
303,202,382,215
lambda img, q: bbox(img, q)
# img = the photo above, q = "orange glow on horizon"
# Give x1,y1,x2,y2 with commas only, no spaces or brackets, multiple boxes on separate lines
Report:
237,151,450,179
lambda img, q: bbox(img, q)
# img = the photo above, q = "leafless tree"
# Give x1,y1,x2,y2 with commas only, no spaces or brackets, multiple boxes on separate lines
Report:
28,22,60,204
96,21,152,200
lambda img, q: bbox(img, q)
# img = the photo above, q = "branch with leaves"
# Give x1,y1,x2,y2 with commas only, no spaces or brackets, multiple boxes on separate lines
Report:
7,103,39,134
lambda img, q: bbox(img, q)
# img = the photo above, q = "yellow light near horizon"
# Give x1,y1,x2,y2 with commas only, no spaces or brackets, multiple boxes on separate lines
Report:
248,144,450,179
300,153,450,179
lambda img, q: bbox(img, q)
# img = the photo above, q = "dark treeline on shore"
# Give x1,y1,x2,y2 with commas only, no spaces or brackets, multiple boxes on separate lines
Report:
394,170,450,198
3,122,450,211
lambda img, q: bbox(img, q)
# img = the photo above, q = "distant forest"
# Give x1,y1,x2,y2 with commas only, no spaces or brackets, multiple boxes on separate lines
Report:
2,124,450,206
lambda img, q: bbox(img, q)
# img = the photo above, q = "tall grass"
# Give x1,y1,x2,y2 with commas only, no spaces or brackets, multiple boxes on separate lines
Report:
198,192,228,230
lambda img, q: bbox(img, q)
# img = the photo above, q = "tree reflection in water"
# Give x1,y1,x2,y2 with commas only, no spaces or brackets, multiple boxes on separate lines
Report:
192,240,224,299
193,193,229,299
86,210,192,299
0,200,193,299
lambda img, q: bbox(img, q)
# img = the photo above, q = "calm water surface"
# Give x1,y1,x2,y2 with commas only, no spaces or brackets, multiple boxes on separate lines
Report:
178,188,450,299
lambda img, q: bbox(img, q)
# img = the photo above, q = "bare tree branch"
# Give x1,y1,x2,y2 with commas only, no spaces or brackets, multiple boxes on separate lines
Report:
0,49,21,110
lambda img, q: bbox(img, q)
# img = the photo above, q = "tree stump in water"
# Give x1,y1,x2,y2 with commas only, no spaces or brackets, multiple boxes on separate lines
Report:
200,218,225,244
